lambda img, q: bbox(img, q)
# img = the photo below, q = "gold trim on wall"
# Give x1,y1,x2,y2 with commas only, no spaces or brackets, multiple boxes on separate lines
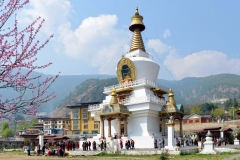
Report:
116,57,136,84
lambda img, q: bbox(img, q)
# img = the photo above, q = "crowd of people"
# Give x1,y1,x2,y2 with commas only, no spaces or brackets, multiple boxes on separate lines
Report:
26,138,136,156
214,137,228,146
81,140,107,151
26,140,79,156
81,139,135,151
26,135,231,156
176,138,198,147
154,138,165,149
123,139,135,150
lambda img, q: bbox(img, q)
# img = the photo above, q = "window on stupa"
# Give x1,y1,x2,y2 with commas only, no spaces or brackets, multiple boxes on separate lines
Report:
121,65,131,80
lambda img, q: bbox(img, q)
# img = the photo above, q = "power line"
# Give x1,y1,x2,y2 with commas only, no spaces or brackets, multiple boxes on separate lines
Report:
101,36,130,73
142,33,195,106
54,36,131,117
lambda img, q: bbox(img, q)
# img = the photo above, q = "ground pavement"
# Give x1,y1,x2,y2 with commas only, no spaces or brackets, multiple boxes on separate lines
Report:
67,144,240,157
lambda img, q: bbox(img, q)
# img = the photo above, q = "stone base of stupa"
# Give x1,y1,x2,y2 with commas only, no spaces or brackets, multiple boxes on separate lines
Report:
234,139,239,145
199,141,218,154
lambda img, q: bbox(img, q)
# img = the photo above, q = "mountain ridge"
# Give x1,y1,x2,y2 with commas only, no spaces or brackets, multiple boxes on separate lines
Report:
1,71,240,117
53,73,240,118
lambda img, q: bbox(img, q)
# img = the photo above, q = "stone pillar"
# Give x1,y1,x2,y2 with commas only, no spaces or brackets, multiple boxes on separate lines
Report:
124,118,128,137
108,119,111,138
101,117,105,139
162,117,165,136
179,119,183,137
118,118,121,139
39,133,44,149
165,122,175,150
220,129,224,139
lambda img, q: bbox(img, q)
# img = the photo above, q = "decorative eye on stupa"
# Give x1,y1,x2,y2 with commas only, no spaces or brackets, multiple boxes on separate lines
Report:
121,65,131,80
116,57,136,84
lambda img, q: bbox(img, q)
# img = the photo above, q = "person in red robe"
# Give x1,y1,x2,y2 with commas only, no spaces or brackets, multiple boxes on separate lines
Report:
69,141,72,150
120,139,123,149
86,141,88,151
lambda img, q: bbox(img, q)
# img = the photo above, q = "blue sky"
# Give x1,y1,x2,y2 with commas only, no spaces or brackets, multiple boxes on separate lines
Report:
16,0,240,80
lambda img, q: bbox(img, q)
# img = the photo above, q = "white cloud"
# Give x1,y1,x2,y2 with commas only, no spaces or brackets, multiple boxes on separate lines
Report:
164,50,240,80
18,0,72,35
147,39,171,54
18,0,130,75
58,14,130,74
163,29,171,38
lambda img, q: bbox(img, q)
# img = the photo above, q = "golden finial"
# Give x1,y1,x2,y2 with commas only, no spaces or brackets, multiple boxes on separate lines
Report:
110,88,118,104
129,7,145,32
129,7,146,52
135,7,139,15
168,88,176,105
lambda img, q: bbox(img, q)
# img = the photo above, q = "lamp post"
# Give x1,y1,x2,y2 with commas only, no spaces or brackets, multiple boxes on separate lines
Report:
15,120,18,133
233,108,235,134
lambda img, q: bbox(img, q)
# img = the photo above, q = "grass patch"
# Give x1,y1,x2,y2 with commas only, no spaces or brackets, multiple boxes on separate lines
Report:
96,152,122,157
180,152,198,155
0,150,238,160
94,152,239,160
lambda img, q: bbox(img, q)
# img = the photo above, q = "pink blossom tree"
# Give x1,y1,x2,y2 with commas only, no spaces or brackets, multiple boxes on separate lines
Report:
0,0,59,119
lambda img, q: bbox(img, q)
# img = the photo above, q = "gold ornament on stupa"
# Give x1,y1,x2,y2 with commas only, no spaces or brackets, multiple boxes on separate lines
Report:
129,7,146,52
110,88,118,104
168,88,176,105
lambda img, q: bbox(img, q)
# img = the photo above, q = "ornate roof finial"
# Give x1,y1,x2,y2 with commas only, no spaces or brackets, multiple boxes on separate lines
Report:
129,7,146,52
168,88,176,105
135,7,139,15
110,88,118,104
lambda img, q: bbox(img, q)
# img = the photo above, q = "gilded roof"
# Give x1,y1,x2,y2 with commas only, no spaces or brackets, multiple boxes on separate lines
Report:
129,8,146,52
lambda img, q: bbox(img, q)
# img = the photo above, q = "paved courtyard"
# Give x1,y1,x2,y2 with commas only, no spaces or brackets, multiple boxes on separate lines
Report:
66,144,240,156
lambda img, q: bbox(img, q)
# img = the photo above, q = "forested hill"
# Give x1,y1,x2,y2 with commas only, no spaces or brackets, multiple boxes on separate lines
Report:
54,73,240,116
0,72,114,113
57,78,117,106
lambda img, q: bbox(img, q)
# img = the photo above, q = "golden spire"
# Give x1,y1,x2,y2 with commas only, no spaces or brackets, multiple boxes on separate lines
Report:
110,88,118,104
129,7,146,52
168,88,176,105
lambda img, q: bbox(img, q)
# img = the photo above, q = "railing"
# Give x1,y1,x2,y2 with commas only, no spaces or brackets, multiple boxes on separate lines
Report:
88,95,165,111
88,104,101,111
104,77,169,93
120,94,166,106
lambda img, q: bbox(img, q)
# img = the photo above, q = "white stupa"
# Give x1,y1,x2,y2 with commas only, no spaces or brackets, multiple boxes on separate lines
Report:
88,8,183,149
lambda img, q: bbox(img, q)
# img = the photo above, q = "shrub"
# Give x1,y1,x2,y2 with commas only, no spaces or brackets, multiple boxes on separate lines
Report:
160,150,169,160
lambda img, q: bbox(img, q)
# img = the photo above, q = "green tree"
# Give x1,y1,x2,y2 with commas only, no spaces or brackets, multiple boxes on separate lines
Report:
229,107,237,119
31,117,38,126
211,108,225,118
224,98,233,110
2,128,13,138
190,105,202,114
17,120,30,130
200,103,218,113
1,122,9,134
237,130,240,140
233,98,238,109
